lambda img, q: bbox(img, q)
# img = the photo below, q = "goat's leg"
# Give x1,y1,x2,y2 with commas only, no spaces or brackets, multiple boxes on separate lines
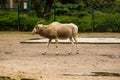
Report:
73,37,79,54
55,38,59,55
68,37,74,55
42,39,51,55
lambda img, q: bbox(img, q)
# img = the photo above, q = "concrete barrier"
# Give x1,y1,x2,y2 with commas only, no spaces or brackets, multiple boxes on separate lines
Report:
20,38,120,44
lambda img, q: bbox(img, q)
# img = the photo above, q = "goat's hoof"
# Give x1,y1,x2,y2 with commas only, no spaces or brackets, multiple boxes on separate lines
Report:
56,53,59,56
42,52,46,55
42,53,46,55
68,53,71,55
68,52,72,55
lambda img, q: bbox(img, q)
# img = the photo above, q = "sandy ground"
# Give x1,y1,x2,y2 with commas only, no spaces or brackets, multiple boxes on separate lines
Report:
0,32,120,80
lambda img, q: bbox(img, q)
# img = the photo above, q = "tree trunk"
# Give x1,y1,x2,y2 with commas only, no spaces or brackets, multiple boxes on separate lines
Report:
1,0,6,10
33,0,43,18
43,0,54,20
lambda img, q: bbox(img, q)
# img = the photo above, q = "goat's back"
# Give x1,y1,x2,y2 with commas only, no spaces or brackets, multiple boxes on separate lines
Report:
49,22,78,39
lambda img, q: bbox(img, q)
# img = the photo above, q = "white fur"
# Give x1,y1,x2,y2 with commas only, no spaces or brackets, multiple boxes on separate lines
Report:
32,22,79,55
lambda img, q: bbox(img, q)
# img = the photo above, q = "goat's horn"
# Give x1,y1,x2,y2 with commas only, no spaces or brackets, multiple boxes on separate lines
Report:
37,22,41,24
37,20,45,24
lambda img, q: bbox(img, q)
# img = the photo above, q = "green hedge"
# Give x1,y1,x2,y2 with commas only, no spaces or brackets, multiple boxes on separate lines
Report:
54,15,91,32
45,13,120,32
0,11,120,32
95,13,120,32
0,11,42,31
0,12,18,30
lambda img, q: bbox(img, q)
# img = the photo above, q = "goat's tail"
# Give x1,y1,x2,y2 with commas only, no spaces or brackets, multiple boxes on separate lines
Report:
70,23,78,37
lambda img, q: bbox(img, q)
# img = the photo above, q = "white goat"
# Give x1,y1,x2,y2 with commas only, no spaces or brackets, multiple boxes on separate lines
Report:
32,22,79,55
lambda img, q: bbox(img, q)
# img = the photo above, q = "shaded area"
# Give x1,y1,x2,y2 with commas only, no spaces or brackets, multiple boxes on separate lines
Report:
0,76,35,80
101,54,120,58
20,38,120,44
1,72,120,80
60,72,120,77
0,76,12,80
91,72,120,77
21,78,35,80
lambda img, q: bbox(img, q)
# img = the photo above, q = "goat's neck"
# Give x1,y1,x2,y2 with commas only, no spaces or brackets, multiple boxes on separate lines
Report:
38,26,49,38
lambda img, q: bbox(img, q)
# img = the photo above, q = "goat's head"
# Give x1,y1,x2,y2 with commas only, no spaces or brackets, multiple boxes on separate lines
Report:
32,23,43,35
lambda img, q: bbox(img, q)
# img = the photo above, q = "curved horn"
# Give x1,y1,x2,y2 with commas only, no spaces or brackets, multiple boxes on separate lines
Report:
37,22,41,24
37,20,45,24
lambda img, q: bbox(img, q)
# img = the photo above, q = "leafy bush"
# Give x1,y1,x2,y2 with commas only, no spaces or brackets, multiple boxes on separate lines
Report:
54,13,120,32
0,12,18,30
0,11,42,31
19,14,42,31
54,2,87,17
0,11,120,32
95,13,120,32
48,15,91,32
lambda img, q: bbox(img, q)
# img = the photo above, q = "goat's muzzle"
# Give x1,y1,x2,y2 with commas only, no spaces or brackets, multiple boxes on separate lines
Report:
32,31,35,35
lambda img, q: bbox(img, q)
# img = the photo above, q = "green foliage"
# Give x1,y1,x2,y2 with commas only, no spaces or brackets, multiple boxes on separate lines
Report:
0,11,120,32
79,15,92,31
57,0,118,14
46,15,92,32
0,12,18,30
19,14,42,31
0,0,120,32
113,0,120,13
49,13,120,32
95,14,120,32
54,2,82,16
31,0,120,32
0,11,42,31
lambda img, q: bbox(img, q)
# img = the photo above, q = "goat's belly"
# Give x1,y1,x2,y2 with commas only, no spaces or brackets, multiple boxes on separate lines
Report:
58,37,69,39
46,35,56,39
58,33,71,39
57,27,72,39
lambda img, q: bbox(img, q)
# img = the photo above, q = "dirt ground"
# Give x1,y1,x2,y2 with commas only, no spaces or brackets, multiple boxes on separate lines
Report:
0,32,120,80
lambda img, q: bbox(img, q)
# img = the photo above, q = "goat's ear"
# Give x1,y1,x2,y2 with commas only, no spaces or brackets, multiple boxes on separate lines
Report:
37,22,41,24
38,24,43,27
37,20,45,24
35,25,39,30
